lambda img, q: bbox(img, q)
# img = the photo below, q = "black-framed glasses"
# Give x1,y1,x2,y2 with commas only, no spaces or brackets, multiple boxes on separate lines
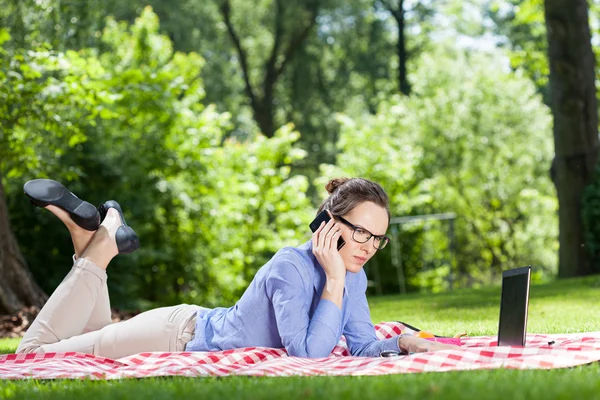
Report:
335,215,390,250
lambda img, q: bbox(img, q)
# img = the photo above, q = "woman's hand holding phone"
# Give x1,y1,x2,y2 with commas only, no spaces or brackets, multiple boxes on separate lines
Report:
311,213,346,281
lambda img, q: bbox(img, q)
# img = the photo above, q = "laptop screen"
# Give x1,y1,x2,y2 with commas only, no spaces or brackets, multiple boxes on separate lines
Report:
497,266,531,347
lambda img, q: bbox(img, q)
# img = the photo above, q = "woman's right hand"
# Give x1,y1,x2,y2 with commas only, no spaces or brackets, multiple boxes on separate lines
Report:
398,335,461,354
311,214,346,280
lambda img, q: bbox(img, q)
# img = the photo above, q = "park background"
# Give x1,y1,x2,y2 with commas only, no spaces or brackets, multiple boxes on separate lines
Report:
1,0,599,316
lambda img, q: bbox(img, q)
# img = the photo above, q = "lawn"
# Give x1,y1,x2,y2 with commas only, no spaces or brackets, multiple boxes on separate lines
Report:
1,275,600,400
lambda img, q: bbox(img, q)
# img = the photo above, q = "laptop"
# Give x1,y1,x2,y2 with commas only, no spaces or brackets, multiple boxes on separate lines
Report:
497,266,532,347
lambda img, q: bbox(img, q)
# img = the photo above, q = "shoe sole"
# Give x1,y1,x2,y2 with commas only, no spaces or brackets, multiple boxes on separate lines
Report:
24,179,100,231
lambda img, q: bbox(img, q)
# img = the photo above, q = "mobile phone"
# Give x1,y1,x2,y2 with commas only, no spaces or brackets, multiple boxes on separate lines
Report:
309,209,346,250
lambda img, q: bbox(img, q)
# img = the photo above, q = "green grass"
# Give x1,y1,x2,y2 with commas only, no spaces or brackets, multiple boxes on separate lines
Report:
2,275,600,400
0,339,20,355
368,274,600,336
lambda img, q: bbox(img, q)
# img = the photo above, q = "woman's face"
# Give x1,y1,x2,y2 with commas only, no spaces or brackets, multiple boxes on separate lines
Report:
337,201,389,273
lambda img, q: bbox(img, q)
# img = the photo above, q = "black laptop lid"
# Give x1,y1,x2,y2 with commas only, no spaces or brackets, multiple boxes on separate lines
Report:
497,266,531,347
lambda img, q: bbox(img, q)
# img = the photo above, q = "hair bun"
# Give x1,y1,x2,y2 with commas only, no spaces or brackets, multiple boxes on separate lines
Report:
325,177,350,194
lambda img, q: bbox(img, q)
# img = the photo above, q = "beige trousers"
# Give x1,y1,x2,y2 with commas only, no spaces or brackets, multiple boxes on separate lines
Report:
16,257,200,359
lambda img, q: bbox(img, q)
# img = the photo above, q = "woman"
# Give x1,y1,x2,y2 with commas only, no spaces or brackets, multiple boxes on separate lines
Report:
17,177,457,358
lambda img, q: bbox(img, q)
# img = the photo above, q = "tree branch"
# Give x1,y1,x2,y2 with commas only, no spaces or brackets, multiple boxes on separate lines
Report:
219,0,258,110
265,0,285,85
274,1,320,79
380,0,403,21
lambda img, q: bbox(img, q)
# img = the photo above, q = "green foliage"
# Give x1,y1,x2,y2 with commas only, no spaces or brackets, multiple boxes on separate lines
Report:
160,125,312,305
488,0,549,100
0,2,570,306
409,47,557,279
0,29,94,180
0,0,106,51
2,8,312,308
99,0,445,179
489,0,600,104
321,45,557,292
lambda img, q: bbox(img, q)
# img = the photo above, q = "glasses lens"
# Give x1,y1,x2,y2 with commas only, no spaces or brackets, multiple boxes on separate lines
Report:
376,237,389,250
352,228,371,243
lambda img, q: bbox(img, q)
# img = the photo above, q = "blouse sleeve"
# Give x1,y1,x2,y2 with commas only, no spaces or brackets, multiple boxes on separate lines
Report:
342,272,401,357
265,255,343,358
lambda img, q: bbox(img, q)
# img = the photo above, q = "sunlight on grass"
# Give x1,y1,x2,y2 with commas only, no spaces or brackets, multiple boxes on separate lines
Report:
1,276,599,399
1,365,599,400
0,338,20,355
368,275,600,337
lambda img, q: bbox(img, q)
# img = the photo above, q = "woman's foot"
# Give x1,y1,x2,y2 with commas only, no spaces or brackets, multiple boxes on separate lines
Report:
97,201,140,254
24,179,101,231
80,208,123,270
45,205,95,259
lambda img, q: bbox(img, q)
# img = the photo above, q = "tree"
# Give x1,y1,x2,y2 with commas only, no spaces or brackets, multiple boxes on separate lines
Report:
379,0,411,95
0,29,92,313
377,0,435,95
2,8,315,309
488,0,550,102
218,0,321,138
0,178,47,314
544,0,599,277
321,45,556,291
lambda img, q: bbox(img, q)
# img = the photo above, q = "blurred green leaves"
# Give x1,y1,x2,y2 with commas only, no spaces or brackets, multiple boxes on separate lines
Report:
1,8,311,308
321,45,556,292
1,4,561,306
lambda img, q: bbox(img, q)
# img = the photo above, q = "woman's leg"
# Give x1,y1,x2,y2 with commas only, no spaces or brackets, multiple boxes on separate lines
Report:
88,303,199,358
44,205,112,333
17,208,122,353
45,205,96,260
16,257,108,353
82,272,112,333
18,303,200,359
18,206,201,358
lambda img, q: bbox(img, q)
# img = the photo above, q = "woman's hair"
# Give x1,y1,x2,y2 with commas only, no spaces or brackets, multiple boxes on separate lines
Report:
317,177,390,221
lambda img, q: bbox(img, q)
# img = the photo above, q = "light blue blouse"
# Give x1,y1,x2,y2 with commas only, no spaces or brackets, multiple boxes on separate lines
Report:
185,240,401,357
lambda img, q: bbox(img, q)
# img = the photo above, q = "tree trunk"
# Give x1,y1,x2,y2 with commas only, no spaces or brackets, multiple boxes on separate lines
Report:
219,0,318,139
544,0,598,277
255,102,276,139
384,0,409,95
395,0,410,96
0,175,47,314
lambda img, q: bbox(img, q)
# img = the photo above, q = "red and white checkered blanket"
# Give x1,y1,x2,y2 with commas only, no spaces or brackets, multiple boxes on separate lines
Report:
2,322,600,379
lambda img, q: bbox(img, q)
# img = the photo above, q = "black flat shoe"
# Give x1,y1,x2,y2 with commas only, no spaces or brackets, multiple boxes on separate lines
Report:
24,179,101,231
98,200,140,254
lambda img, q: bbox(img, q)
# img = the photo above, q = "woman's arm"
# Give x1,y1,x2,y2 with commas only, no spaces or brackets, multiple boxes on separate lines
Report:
266,258,343,358
266,215,353,358
343,272,459,356
342,275,402,357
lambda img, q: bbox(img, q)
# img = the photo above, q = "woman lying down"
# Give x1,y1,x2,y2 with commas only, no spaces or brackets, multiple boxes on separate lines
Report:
17,177,458,358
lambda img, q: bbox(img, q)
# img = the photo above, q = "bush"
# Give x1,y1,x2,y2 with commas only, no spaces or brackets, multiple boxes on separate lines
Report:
321,45,557,292
3,9,313,309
